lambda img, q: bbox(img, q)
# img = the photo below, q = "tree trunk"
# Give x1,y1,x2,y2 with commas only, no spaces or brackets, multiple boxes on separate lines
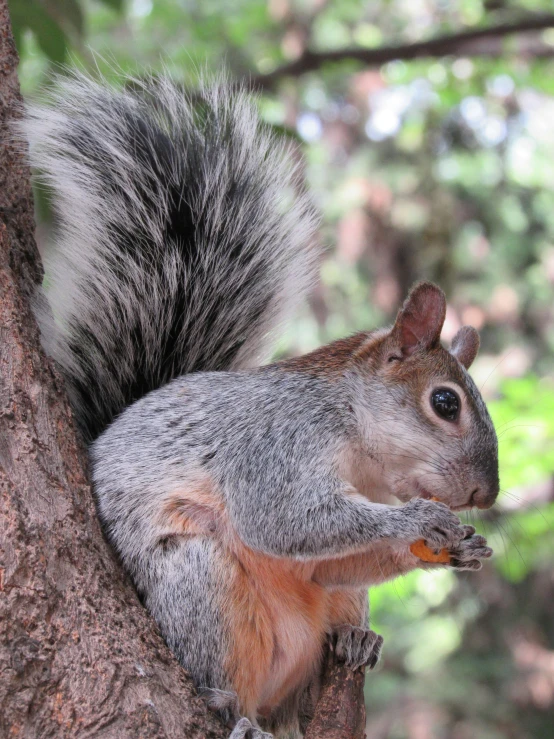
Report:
0,4,229,736
0,3,365,736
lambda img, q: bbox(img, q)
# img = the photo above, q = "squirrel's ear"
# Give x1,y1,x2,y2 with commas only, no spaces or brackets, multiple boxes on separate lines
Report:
451,325,480,369
391,282,446,356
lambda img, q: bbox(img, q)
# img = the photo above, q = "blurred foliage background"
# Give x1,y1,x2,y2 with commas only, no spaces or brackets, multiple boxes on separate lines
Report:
9,0,554,736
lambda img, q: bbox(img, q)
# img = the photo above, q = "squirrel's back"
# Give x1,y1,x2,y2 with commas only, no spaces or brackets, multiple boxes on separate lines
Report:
24,73,319,441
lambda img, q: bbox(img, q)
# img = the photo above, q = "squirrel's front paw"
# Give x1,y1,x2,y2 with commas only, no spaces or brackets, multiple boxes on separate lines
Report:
448,526,493,571
403,498,466,550
333,625,383,671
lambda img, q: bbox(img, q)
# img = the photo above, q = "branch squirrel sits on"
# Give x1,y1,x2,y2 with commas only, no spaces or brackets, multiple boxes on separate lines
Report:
23,72,499,739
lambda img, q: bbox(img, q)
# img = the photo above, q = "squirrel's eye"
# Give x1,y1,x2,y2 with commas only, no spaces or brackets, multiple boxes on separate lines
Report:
431,388,460,421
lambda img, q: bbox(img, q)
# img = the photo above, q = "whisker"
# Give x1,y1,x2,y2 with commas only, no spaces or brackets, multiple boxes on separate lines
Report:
494,417,518,431
500,489,549,523
495,516,526,569
472,511,489,539
479,351,513,392
501,510,528,537
492,519,510,573
497,424,542,439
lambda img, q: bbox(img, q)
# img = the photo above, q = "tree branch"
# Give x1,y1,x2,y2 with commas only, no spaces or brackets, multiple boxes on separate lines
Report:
251,13,554,90
305,646,367,739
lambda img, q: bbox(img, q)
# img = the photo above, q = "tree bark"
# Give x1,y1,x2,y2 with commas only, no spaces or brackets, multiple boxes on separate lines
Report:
0,3,366,737
0,3,229,737
304,647,366,739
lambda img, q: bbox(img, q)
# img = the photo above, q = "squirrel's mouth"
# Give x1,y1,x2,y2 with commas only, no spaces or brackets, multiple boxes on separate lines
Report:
415,483,434,500
415,483,474,512
450,503,473,512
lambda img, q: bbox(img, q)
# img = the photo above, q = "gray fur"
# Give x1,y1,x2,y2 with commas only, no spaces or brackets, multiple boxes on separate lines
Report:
144,538,229,691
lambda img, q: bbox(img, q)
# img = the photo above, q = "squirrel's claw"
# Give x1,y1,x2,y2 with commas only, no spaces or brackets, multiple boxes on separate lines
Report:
200,690,273,739
450,533,493,561
450,558,483,571
447,532,493,570
229,718,273,739
333,624,384,671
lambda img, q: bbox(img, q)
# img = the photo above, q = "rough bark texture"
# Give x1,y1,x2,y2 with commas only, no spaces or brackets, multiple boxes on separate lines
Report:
0,3,366,737
305,648,366,739
0,4,228,737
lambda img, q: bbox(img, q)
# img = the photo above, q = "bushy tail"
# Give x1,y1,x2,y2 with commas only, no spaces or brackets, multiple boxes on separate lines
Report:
24,73,319,441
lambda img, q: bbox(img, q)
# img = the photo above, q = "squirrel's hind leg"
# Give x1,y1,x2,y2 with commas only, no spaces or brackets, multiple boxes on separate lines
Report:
200,688,273,739
264,684,311,739
328,588,384,671
200,687,241,726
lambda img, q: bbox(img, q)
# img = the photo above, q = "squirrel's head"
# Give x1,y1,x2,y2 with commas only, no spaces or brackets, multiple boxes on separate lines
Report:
350,282,499,511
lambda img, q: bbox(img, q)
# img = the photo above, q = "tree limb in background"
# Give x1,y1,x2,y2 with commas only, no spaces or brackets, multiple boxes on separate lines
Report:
0,1,367,736
252,13,554,90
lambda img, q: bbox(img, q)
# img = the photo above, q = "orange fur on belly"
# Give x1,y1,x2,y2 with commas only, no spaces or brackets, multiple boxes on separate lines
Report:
222,541,329,717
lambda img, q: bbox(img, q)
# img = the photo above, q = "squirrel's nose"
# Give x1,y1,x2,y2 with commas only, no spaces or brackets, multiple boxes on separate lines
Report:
470,485,498,510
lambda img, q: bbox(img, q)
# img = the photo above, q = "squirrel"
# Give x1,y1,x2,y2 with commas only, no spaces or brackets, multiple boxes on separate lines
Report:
23,72,499,739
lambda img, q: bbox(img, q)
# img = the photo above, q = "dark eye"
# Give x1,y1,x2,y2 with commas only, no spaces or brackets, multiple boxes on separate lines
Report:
431,388,460,421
